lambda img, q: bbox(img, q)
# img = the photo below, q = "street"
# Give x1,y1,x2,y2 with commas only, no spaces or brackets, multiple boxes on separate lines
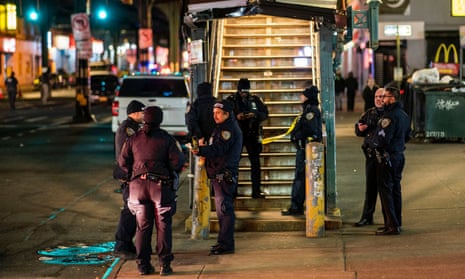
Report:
0,90,125,278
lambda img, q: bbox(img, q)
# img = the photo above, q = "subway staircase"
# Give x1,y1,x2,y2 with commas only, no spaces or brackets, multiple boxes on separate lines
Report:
209,15,319,232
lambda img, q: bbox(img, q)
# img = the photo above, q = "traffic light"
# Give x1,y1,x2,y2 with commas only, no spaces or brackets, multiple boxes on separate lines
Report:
27,9,39,21
97,7,107,20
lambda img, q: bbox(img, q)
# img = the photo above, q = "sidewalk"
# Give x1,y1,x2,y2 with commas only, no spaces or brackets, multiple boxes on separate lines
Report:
111,108,465,278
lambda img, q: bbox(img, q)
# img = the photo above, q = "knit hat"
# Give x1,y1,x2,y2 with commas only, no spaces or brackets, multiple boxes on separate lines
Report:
126,100,145,115
144,106,163,125
302,85,319,105
214,99,234,113
237,78,250,91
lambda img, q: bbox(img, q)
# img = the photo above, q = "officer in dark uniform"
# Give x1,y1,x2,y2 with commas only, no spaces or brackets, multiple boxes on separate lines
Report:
282,84,322,216
5,71,18,110
113,100,145,259
227,78,268,198
186,82,217,142
117,106,186,275
353,88,385,227
372,87,411,235
191,100,242,255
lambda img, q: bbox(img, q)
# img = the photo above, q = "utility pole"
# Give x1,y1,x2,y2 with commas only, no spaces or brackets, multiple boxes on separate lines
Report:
73,0,93,123
137,0,150,73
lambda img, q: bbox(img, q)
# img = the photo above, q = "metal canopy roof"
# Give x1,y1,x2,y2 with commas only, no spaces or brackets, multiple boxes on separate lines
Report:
187,0,337,24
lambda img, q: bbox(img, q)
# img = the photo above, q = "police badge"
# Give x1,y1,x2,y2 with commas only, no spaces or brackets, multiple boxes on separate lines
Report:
381,118,391,128
305,112,315,120
221,130,231,140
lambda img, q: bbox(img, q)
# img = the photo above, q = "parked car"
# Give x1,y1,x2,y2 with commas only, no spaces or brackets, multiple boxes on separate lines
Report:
90,74,119,104
111,74,191,140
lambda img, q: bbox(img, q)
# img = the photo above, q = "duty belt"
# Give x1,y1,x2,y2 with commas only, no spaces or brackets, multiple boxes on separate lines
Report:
141,173,170,183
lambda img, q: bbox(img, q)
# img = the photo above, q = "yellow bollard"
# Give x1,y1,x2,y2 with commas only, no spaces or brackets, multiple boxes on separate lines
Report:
191,156,211,240
305,142,325,238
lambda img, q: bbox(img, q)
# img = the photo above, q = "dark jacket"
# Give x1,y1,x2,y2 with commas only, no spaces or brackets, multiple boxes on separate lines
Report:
291,100,322,146
186,93,217,141
373,102,411,154
355,107,384,148
228,92,268,137
5,75,18,92
114,117,141,160
197,116,243,178
117,128,185,180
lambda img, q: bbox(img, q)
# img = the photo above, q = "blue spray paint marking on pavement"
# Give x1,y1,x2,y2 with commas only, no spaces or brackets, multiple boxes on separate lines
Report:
102,257,121,279
39,254,115,265
38,241,117,265
38,241,115,257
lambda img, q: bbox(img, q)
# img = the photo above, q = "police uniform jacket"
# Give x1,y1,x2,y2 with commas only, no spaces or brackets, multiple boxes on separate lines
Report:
374,101,411,153
228,92,268,136
355,107,383,147
115,117,141,160
291,101,322,145
186,94,217,141
197,116,243,179
117,128,185,180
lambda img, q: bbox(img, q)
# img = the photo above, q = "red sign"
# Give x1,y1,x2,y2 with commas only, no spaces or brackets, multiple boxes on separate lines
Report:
71,13,91,41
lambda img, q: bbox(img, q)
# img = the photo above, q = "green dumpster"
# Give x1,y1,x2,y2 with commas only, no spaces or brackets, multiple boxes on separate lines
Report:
424,91,465,139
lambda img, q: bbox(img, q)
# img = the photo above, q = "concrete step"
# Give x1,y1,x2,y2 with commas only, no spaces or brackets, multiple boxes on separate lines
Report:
210,210,305,232
233,196,290,211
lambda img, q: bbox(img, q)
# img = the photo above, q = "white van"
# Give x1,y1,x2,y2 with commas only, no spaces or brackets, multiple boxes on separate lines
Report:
111,74,191,140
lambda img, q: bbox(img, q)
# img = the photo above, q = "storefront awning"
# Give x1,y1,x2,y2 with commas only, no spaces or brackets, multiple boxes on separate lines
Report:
187,0,337,24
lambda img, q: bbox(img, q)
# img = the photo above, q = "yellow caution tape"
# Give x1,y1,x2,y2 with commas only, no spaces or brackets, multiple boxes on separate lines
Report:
261,116,299,145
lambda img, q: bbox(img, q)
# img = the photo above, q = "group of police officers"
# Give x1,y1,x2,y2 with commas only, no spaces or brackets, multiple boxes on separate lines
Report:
111,77,410,275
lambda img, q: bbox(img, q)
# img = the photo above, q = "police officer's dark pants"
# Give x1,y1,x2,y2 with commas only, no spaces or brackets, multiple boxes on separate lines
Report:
114,183,137,253
391,153,405,227
376,154,404,229
360,155,379,221
244,135,262,196
211,178,236,250
290,148,305,211
8,89,16,110
129,178,175,270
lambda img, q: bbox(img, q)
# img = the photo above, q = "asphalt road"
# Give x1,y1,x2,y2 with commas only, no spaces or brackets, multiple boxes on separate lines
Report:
0,92,122,278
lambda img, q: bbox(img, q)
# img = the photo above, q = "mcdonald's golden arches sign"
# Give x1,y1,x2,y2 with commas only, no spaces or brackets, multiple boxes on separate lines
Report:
431,43,460,76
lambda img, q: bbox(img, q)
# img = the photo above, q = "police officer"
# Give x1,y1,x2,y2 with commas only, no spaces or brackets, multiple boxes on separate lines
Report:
117,106,186,275
5,71,18,110
282,84,322,216
228,78,268,198
191,100,242,255
113,100,145,259
373,87,411,235
186,82,217,142
353,88,385,227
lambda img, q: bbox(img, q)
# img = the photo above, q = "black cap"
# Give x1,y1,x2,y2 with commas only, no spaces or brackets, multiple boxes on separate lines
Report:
237,78,250,91
214,100,234,113
126,100,145,115
144,106,163,125
302,85,319,105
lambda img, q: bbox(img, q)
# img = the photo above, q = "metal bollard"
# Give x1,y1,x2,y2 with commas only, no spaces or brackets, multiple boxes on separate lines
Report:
191,156,211,240
305,142,325,238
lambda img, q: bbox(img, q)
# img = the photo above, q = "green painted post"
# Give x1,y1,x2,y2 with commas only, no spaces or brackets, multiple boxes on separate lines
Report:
319,24,337,213
368,0,381,50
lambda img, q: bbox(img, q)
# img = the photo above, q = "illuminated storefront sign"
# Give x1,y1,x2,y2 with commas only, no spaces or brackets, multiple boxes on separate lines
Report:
378,21,424,40
451,0,465,16
2,38,15,52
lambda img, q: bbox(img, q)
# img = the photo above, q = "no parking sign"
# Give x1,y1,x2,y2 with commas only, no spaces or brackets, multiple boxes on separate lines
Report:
71,13,91,41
